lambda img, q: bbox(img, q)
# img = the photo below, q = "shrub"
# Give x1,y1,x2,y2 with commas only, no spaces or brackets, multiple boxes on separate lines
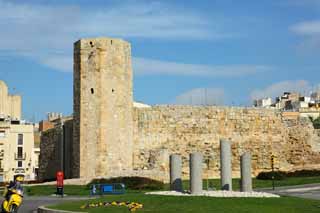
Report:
286,170,320,177
313,117,320,129
88,176,164,190
256,171,287,180
256,169,320,180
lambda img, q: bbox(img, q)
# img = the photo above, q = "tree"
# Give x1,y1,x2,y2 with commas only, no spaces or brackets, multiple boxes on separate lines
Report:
311,117,320,129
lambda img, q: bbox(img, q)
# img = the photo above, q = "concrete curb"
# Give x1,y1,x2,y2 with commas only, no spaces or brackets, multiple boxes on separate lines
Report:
276,186,320,193
37,206,87,213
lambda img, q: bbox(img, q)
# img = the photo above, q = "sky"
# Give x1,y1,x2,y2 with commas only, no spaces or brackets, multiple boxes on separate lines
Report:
0,0,320,121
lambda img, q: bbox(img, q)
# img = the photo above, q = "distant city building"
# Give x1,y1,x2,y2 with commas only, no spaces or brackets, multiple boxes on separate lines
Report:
253,91,320,119
275,92,300,110
38,112,68,133
292,96,312,109
47,112,63,122
39,120,54,132
253,98,272,108
311,91,320,103
0,81,21,120
0,117,37,181
299,108,320,120
0,80,38,182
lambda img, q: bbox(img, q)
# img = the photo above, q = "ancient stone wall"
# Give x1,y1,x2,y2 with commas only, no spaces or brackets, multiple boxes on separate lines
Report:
63,119,74,178
39,119,75,181
39,128,62,181
284,119,320,169
40,37,320,183
39,105,320,182
132,106,320,181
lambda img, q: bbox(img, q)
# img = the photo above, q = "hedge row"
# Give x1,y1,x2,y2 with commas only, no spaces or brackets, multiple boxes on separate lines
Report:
256,170,320,180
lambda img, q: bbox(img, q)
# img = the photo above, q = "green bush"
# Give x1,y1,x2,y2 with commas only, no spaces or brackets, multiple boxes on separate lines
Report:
256,169,320,180
312,117,320,129
256,171,287,180
88,177,164,190
286,170,320,177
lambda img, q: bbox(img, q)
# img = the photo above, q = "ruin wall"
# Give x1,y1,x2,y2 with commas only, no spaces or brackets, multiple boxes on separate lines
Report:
39,105,320,183
38,128,63,181
133,106,320,182
38,119,74,181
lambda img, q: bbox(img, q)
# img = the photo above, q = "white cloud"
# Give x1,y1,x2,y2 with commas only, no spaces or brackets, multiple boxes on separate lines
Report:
291,21,320,36
175,88,225,105
283,0,320,7
290,20,320,52
0,0,272,76
76,2,216,40
37,55,269,77
0,0,231,73
39,55,72,73
133,57,269,77
250,80,312,100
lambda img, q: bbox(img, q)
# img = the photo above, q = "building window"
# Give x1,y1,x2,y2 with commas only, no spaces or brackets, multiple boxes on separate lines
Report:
0,131,5,138
18,134,23,145
17,161,22,168
17,147,23,158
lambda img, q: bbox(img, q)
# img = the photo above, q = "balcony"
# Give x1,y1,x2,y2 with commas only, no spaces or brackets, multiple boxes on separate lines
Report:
14,168,25,174
14,153,26,160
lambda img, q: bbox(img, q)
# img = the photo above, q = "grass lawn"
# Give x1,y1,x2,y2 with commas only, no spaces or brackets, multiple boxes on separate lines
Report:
25,176,320,196
48,193,320,213
25,184,90,196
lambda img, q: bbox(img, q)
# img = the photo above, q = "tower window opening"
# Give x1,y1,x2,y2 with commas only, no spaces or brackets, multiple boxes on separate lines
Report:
89,41,94,47
112,88,115,93
111,40,113,45
91,88,94,94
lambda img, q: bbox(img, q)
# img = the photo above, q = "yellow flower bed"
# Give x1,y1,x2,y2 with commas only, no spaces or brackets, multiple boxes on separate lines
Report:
80,201,143,212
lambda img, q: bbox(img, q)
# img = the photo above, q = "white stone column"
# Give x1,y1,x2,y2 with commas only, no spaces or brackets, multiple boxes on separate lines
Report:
170,154,183,192
241,152,252,192
220,139,232,191
190,152,203,194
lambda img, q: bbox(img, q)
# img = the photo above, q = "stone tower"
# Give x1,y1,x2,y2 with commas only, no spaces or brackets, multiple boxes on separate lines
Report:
73,38,133,178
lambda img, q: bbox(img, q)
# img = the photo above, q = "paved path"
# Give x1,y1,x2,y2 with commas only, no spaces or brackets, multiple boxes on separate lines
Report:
0,196,91,213
258,183,320,200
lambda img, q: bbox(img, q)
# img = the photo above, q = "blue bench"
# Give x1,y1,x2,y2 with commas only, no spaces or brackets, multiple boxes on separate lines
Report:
90,183,125,195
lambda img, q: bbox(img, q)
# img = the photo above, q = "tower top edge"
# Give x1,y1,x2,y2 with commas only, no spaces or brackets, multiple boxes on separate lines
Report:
0,80,8,88
74,37,130,49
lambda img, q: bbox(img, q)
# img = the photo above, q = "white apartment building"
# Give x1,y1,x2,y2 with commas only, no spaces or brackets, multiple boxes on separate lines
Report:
254,98,273,108
0,119,37,181
0,80,38,182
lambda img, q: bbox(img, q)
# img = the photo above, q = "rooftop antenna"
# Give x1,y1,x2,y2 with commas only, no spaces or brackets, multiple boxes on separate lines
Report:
32,113,36,123
205,88,208,106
